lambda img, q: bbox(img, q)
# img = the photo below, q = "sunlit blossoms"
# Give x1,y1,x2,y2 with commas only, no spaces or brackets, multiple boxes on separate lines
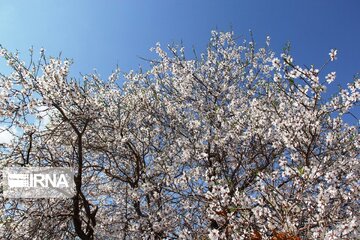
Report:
326,71,336,84
0,31,359,239
329,49,337,61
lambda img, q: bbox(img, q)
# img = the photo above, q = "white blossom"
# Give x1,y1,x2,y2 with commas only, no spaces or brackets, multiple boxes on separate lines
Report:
329,48,337,61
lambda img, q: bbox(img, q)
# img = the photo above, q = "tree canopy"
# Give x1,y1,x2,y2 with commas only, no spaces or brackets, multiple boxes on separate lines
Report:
0,31,359,239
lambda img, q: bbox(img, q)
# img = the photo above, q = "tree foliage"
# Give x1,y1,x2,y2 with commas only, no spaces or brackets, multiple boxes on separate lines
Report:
0,31,359,239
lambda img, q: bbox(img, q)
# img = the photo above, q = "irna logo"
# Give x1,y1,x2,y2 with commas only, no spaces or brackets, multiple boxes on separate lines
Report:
8,173,69,188
3,167,75,198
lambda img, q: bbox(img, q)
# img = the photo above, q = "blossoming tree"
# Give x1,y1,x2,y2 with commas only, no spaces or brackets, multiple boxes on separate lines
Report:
0,31,359,239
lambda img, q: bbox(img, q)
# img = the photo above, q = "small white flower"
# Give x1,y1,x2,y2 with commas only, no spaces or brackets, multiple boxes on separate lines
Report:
329,49,337,61
208,229,220,240
272,58,281,69
274,73,282,82
326,72,336,84
0,48,6,57
266,36,271,46
281,53,293,63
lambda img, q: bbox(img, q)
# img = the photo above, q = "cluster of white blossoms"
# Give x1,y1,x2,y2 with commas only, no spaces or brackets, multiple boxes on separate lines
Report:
326,71,336,84
0,31,359,239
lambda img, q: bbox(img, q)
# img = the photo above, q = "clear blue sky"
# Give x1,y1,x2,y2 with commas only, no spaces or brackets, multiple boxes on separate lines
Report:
0,0,359,95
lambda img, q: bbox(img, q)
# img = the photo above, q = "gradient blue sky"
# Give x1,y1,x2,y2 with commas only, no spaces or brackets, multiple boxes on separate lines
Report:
0,1,359,95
